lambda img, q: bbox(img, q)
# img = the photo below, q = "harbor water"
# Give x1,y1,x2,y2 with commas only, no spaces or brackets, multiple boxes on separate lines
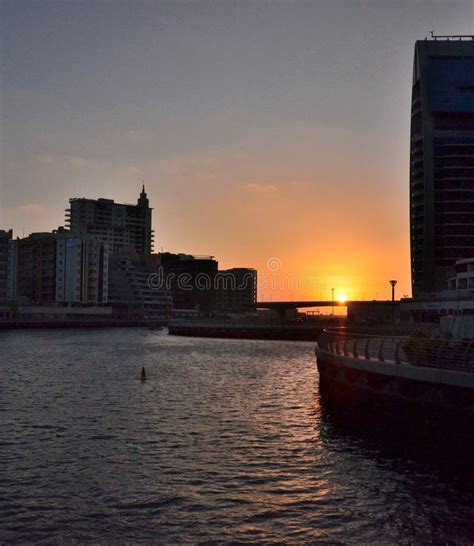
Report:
1,329,473,543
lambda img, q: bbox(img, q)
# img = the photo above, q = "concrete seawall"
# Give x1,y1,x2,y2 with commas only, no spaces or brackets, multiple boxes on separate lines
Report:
315,347,474,426
0,319,162,330
168,320,342,341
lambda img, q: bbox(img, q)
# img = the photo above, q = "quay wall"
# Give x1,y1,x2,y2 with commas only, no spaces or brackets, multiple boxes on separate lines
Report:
168,320,343,341
0,319,164,330
315,348,474,424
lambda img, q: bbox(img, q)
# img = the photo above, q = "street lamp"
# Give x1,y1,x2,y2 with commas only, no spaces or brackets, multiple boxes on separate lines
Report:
389,280,397,327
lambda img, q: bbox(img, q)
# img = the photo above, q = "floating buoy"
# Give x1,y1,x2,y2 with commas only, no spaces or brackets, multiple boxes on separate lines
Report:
141,367,147,381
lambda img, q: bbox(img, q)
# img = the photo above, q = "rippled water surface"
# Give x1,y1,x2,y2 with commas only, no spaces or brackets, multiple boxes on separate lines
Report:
2,329,473,543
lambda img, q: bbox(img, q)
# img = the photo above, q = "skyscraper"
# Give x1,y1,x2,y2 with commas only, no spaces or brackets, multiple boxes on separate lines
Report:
66,186,153,255
410,36,474,296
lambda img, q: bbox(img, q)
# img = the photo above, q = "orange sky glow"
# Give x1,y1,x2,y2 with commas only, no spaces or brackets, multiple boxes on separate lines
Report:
2,1,472,302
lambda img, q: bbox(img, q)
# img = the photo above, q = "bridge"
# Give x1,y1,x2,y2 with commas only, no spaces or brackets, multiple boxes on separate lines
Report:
256,300,345,309
255,300,347,319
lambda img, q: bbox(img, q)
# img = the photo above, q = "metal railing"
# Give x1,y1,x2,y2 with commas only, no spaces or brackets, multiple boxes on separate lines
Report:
317,329,474,372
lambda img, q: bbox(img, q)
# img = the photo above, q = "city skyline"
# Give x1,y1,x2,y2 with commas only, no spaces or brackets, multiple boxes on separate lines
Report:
2,1,474,301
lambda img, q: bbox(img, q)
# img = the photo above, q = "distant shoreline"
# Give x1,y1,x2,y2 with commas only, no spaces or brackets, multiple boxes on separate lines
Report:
0,319,162,330
167,319,339,341
1,318,332,341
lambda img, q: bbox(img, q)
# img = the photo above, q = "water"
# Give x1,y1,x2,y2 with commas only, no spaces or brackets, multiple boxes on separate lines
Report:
1,329,473,543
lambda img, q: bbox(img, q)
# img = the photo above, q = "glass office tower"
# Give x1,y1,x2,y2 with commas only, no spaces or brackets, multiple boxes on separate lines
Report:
410,37,474,296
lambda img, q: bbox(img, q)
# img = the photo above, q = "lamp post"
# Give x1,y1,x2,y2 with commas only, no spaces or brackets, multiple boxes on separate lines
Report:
331,287,335,316
389,280,397,329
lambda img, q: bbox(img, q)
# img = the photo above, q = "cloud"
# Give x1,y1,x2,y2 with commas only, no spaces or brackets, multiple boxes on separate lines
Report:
117,163,145,178
16,203,46,215
241,183,279,193
157,155,220,184
289,180,314,189
66,156,89,168
36,154,55,165
36,153,89,168
126,130,154,143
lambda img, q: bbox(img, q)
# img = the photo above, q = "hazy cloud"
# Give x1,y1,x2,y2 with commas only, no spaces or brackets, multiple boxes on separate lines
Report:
242,183,279,193
36,154,55,165
126,130,154,143
116,163,145,178
66,156,89,168
36,154,89,169
157,155,220,185
16,203,46,214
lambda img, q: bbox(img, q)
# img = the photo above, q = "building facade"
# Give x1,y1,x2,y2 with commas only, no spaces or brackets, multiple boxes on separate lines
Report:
410,36,474,296
7,237,18,301
17,233,57,304
447,257,474,291
108,247,172,321
215,268,257,312
158,253,218,312
0,230,11,304
66,186,153,255
55,229,109,305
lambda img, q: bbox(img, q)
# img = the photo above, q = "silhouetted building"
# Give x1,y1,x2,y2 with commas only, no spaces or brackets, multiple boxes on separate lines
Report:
447,257,474,292
7,236,18,302
17,233,56,304
215,268,257,312
55,229,109,305
0,230,11,303
158,252,218,312
109,247,172,321
410,36,474,296
66,185,153,255
347,301,400,324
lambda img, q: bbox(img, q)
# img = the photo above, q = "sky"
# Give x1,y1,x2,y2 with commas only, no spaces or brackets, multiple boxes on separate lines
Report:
1,0,473,301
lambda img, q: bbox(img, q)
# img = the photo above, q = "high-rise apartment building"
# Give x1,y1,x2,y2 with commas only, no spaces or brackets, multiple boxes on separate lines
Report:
66,186,153,255
7,237,18,301
108,247,172,321
0,230,11,304
215,268,257,312
158,253,218,312
410,36,474,296
17,233,57,304
55,229,109,305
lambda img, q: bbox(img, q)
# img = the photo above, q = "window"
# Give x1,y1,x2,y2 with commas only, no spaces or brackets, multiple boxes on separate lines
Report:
457,86,474,93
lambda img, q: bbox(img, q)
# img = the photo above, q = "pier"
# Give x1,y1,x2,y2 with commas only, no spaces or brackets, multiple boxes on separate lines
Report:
168,318,345,341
